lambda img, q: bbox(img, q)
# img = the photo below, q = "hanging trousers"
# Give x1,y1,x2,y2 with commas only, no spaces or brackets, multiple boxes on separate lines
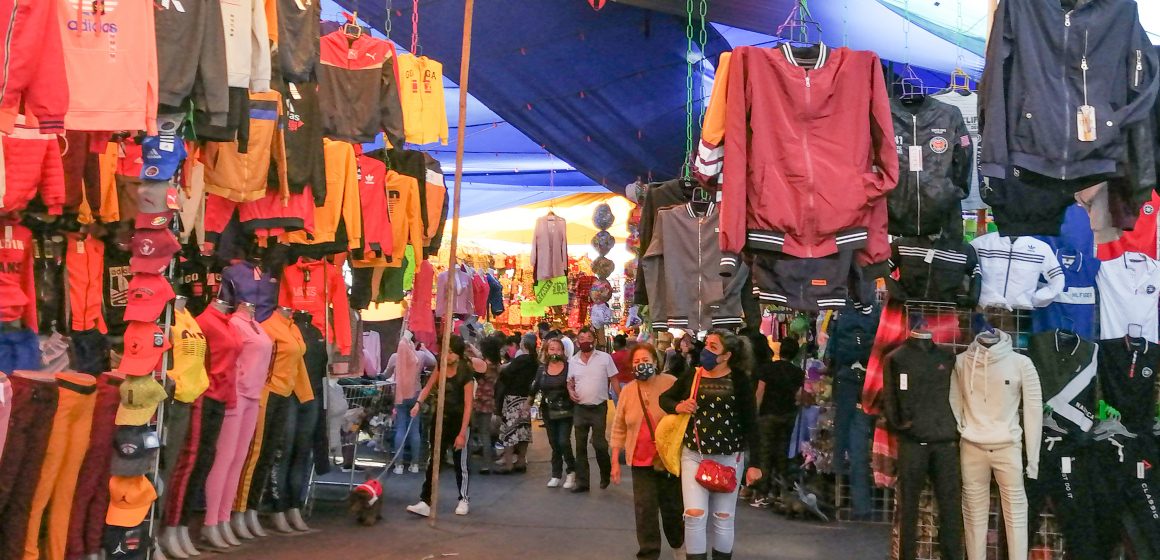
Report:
833,372,874,516
181,397,226,525
1092,435,1160,556
0,376,58,560
896,438,963,560
23,373,97,560
276,395,319,511
240,393,291,511
420,412,469,504
961,440,1028,560
65,374,122,559
1026,436,1101,560
204,396,260,526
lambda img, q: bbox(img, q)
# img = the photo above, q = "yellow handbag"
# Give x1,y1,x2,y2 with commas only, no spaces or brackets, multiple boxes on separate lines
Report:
654,369,702,476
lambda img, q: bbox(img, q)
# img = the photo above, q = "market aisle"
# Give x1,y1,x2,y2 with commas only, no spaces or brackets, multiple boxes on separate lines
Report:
226,438,889,560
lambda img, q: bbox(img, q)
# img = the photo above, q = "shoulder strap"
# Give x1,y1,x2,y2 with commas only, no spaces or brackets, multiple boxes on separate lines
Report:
637,382,656,440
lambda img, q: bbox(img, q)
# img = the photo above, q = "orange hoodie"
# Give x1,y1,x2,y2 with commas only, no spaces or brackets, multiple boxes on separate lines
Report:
57,0,158,135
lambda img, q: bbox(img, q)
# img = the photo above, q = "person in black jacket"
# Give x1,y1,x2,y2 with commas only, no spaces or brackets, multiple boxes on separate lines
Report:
496,334,538,473
747,334,805,507
660,330,762,560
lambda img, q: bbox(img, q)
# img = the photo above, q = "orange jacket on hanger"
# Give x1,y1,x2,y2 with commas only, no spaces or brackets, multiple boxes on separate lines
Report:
203,90,289,203
285,139,362,255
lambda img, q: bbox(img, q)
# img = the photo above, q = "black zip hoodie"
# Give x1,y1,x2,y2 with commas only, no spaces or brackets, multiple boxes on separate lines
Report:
888,96,972,237
980,0,1158,183
881,337,959,444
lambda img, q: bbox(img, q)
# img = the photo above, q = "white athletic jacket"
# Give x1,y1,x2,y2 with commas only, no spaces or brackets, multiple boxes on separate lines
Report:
969,233,1064,310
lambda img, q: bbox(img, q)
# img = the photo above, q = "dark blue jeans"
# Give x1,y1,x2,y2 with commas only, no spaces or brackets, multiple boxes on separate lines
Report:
833,371,874,516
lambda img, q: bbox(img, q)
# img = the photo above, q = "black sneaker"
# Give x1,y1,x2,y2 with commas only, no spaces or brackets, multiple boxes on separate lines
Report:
599,480,610,489
571,485,590,494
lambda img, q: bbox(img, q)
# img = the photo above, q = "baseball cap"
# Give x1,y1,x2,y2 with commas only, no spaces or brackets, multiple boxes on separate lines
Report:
110,426,160,476
106,476,157,527
102,522,152,560
138,132,186,182
124,275,175,322
115,373,167,425
136,180,179,214
134,211,174,230
129,229,180,275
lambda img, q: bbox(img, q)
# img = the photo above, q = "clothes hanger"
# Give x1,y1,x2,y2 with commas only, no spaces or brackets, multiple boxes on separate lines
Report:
342,11,363,39
1092,417,1137,440
1042,412,1068,435
774,0,822,48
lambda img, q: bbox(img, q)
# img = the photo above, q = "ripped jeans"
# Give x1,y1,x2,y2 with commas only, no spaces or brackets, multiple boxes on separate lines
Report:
679,446,743,555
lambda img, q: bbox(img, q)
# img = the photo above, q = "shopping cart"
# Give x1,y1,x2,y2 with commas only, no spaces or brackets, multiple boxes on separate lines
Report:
306,379,394,509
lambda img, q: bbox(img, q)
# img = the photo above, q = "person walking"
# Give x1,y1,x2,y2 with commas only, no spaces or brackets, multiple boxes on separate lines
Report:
661,331,762,560
389,333,435,474
532,337,577,488
407,335,476,517
611,343,684,560
495,334,537,474
748,334,805,507
567,326,621,492
472,335,503,474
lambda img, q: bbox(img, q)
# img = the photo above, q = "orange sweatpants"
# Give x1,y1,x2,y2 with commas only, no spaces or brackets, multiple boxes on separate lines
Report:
23,373,97,560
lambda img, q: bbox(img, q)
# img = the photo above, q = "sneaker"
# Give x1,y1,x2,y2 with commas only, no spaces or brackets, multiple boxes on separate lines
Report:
562,473,577,489
393,465,404,475
341,465,366,473
455,500,470,516
547,477,562,488
749,497,771,509
408,464,421,474
406,501,431,517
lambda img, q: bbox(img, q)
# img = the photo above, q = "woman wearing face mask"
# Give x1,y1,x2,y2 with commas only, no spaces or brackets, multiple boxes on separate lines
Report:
530,337,578,488
660,331,762,560
611,343,684,560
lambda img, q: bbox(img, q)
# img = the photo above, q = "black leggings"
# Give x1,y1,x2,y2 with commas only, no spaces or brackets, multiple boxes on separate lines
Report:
544,417,576,478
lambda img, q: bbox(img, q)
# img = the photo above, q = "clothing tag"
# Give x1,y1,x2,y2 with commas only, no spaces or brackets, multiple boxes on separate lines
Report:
76,240,85,255
1139,461,1147,479
908,146,923,172
899,373,908,391
715,190,722,203
1077,105,1097,142
4,226,11,240
348,48,357,60
154,332,165,347
144,432,161,449
1061,456,1072,474
923,249,935,264
288,83,302,100
253,267,262,281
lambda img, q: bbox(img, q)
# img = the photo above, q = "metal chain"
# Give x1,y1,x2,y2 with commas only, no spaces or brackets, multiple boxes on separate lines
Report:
697,0,708,124
954,0,966,70
411,0,420,54
683,0,694,179
903,0,911,66
384,0,392,35
842,0,848,47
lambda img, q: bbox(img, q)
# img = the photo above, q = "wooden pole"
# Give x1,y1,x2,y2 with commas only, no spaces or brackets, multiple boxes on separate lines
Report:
430,0,475,527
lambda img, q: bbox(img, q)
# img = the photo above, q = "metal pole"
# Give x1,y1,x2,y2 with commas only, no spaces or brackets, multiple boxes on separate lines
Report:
977,0,998,238
430,0,475,527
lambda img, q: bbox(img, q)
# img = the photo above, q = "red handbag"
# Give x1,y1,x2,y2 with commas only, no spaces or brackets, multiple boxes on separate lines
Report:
690,371,738,493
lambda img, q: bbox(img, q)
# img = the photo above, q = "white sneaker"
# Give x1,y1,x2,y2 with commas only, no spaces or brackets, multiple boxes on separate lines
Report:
562,473,577,489
406,501,431,517
408,464,421,474
393,464,404,475
547,477,561,488
455,500,470,516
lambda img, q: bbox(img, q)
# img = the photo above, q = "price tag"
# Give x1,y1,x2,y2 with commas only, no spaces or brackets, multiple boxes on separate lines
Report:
924,249,935,264
1061,456,1072,474
1139,461,1147,480
253,267,262,281
76,240,85,255
908,146,923,172
1077,105,1097,142
5,226,12,240
899,373,908,391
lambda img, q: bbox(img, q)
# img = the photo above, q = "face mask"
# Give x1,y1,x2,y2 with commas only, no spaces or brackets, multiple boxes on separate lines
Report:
699,347,720,371
548,353,564,362
579,341,595,353
634,362,657,381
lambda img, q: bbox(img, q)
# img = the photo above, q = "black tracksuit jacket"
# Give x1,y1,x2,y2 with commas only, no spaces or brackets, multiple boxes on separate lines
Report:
887,97,972,237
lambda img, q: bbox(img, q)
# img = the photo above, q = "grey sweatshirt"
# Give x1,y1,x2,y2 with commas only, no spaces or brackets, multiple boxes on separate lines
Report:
951,329,1044,479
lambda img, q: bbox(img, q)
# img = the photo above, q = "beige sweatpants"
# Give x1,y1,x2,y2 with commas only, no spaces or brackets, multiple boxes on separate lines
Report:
961,440,1028,560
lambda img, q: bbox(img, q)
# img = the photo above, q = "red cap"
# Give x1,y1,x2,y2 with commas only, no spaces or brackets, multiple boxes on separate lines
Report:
118,321,172,376
129,229,180,274
124,274,175,322
134,212,173,230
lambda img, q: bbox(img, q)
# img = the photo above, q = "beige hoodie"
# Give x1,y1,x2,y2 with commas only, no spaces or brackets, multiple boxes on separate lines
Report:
951,329,1044,479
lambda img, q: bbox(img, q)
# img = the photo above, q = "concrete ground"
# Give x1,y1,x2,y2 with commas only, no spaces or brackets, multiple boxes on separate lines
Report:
223,439,889,560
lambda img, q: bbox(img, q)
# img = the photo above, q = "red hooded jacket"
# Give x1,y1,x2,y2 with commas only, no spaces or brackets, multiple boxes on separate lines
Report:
279,258,352,355
0,0,68,134
719,44,898,275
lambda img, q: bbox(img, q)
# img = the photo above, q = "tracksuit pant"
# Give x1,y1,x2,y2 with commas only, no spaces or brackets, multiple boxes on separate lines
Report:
632,466,683,560
420,412,469,504
181,397,226,525
752,414,794,496
394,399,423,467
164,397,203,527
544,417,576,479
834,373,874,516
897,438,963,560
679,447,742,555
1092,435,1160,556
241,393,291,511
1026,436,1101,560
0,375,58,559
276,395,320,511
162,400,194,494
66,374,123,559
23,373,97,560
573,402,612,489
961,440,1028,560
204,396,260,526
0,376,10,463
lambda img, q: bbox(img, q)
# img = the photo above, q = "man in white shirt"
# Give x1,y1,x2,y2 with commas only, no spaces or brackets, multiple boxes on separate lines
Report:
567,326,620,492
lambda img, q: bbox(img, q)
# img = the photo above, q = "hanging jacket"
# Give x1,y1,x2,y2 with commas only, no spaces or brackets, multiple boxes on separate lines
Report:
981,167,1078,237
931,90,986,210
887,234,981,307
286,139,363,256
1,120,65,214
1027,331,1097,434
317,30,404,147
0,0,67,134
396,54,449,146
693,51,731,184
643,203,747,331
350,149,423,269
720,43,898,273
970,233,1065,310
1030,248,1099,339
220,0,271,91
203,90,289,203
486,273,505,317
887,96,972,237
951,329,1044,478
276,0,320,82
279,258,352,355
532,214,568,281
634,180,690,305
826,301,879,369
354,153,395,258
154,0,229,127
277,81,326,205
980,0,1158,184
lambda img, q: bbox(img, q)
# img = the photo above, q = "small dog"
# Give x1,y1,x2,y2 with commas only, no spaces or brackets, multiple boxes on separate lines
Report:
347,479,384,526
